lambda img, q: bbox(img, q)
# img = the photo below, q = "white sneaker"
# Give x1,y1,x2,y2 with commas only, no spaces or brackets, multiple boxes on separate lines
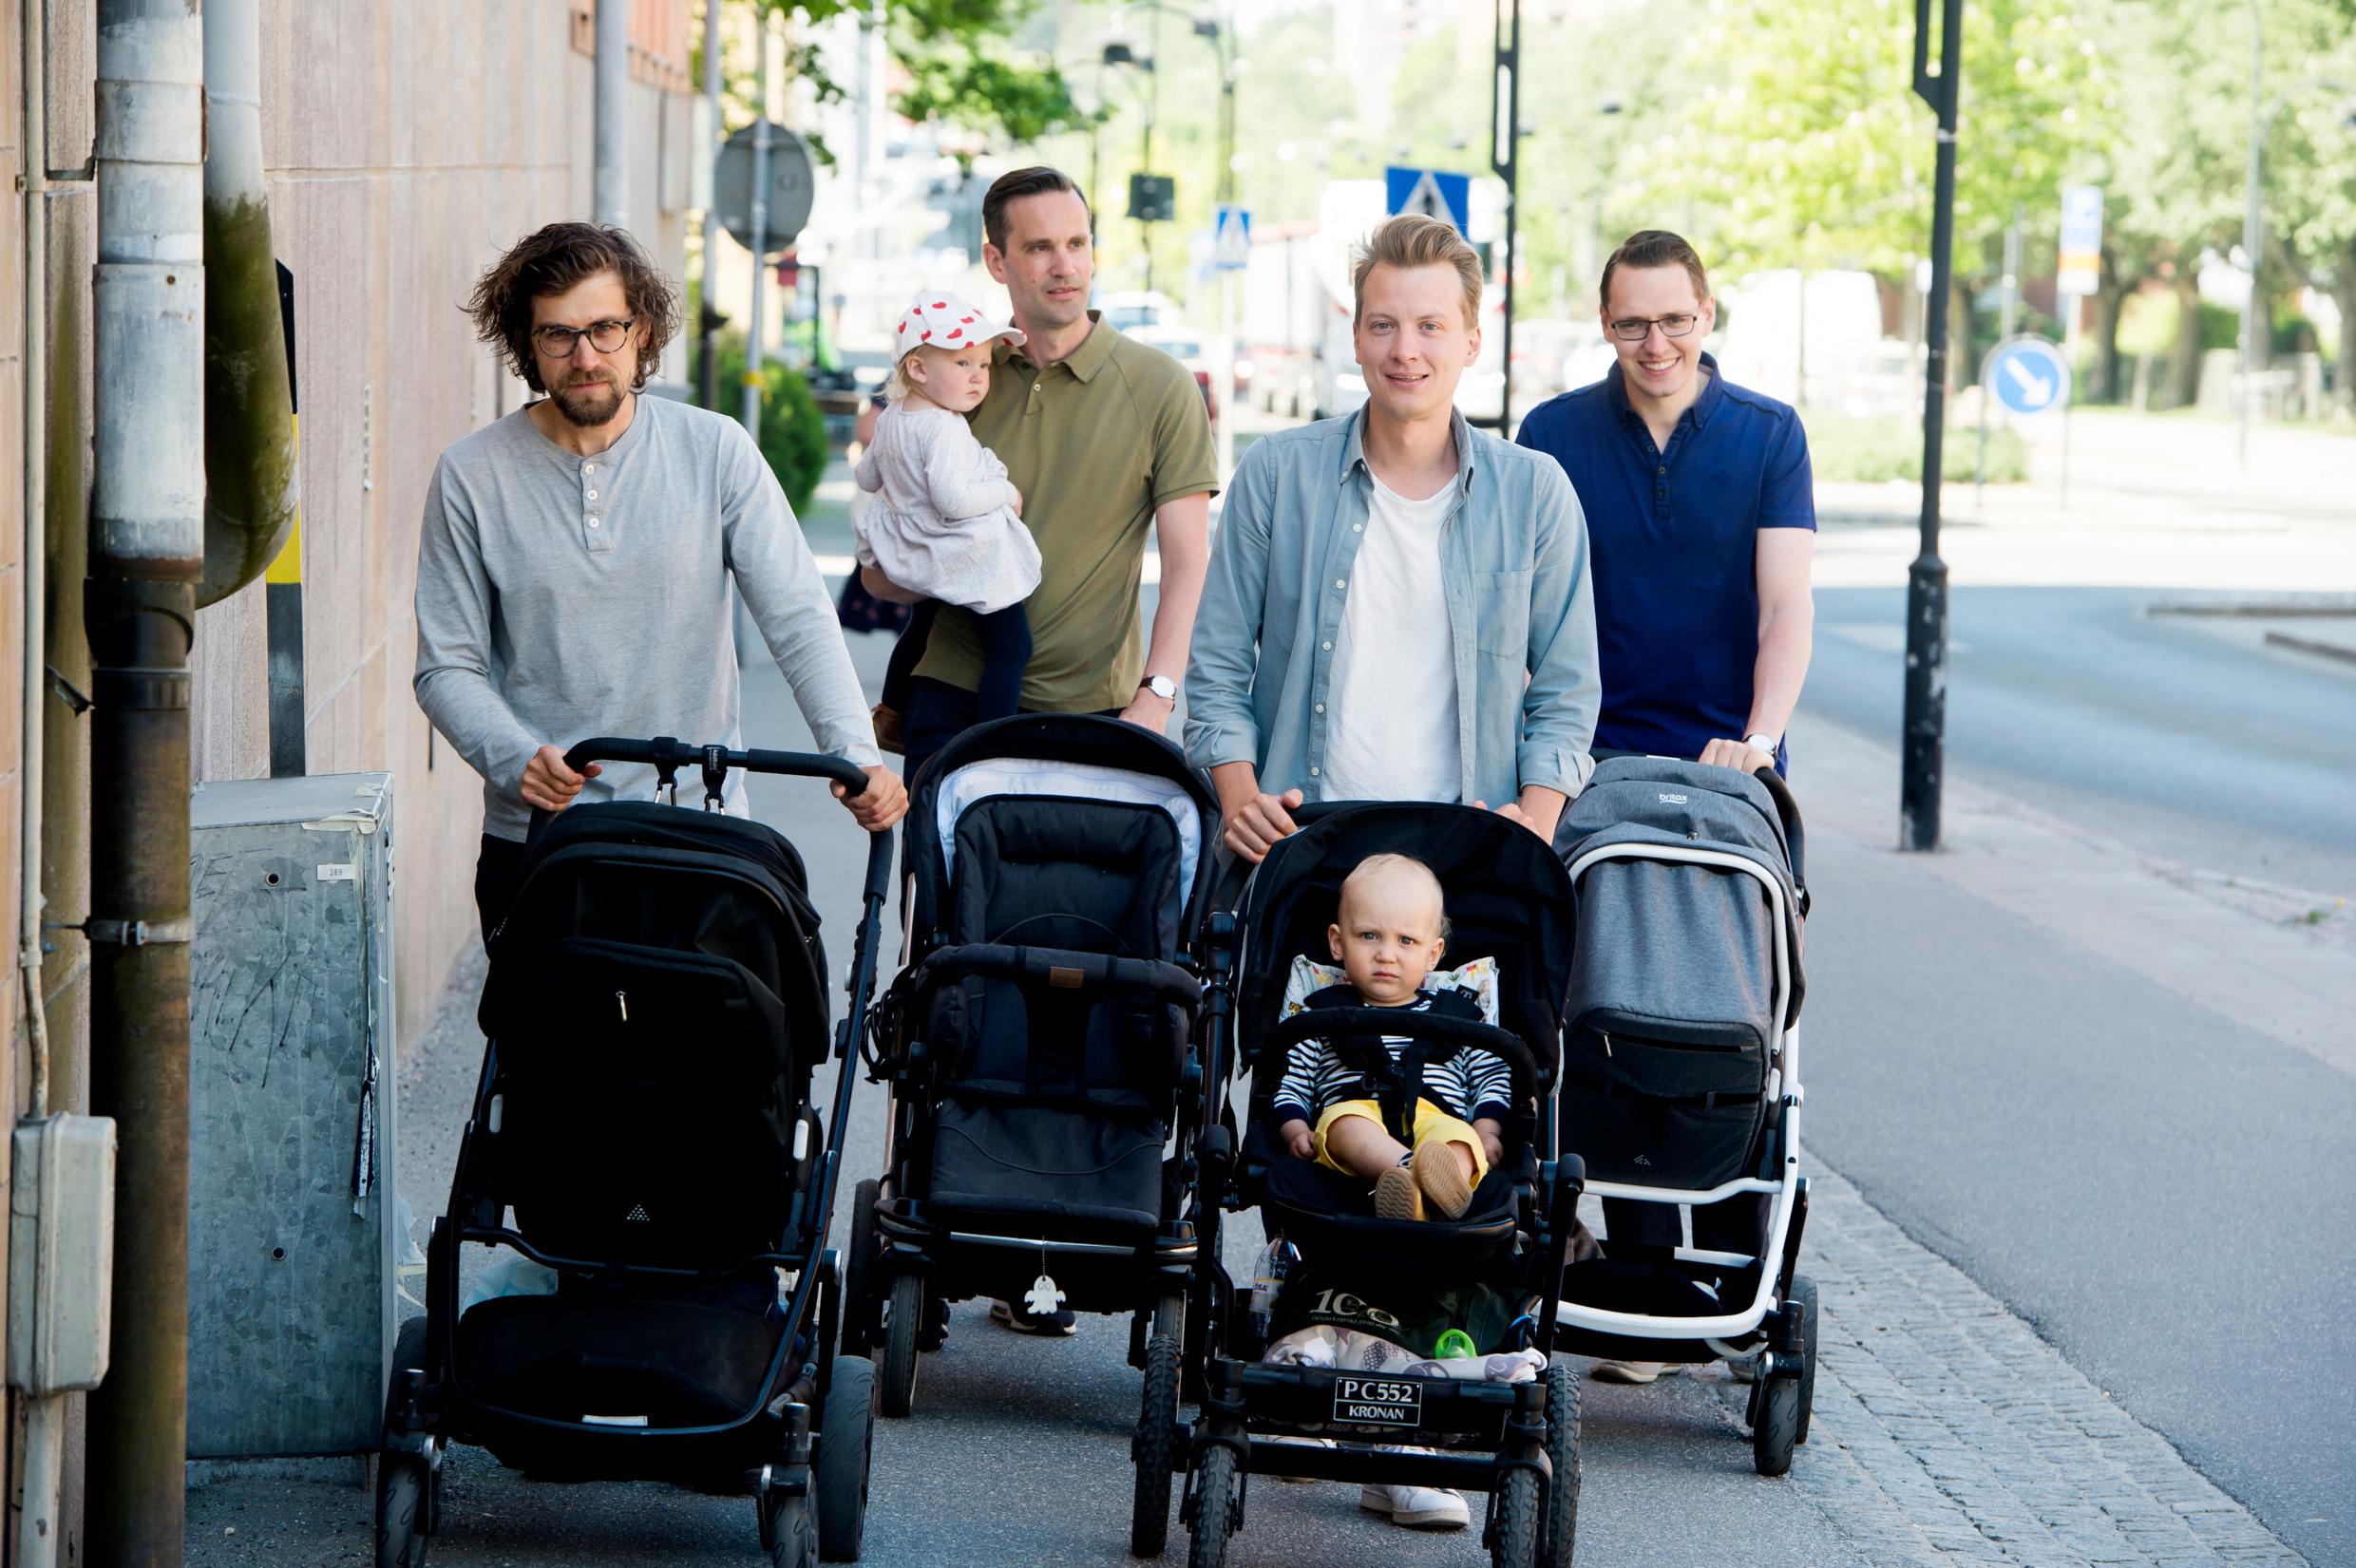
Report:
1587,1359,1678,1385
1360,1483,1471,1529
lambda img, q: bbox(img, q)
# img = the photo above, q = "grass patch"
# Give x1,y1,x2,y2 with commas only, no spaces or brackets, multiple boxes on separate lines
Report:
1806,413,2030,484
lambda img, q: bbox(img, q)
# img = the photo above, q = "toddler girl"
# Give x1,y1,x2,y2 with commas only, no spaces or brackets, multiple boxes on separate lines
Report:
856,293,1040,745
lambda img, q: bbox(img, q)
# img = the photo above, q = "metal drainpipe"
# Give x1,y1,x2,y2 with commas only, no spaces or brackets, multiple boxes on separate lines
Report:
200,0,297,609
595,0,630,225
85,1,205,1560
16,3,63,1561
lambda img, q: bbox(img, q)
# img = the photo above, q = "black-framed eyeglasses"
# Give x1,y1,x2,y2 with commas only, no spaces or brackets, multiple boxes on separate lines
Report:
531,317,636,357
1606,312,1700,342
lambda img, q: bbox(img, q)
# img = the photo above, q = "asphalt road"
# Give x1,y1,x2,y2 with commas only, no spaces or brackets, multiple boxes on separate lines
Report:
1804,584,2356,898
1793,593,2356,1566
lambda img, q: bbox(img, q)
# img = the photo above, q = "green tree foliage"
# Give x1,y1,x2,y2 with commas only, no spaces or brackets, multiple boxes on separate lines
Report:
1651,0,2118,278
714,332,830,515
752,0,1092,152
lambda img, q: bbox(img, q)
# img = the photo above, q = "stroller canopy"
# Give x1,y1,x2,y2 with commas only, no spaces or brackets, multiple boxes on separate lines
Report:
1233,803,1577,1087
486,801,829,1057
905,714,1221,944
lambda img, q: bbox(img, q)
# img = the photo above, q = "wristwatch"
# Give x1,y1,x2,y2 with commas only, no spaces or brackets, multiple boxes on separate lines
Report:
1139,674,1178,702
1743,732,1779,758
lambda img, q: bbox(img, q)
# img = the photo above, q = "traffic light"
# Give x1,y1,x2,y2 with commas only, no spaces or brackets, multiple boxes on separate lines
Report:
1128,174,1175,224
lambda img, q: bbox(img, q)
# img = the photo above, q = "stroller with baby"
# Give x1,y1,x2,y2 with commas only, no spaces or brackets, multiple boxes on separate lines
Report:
1550,755,1814,1476
375,738,893,1568
842,714,1221,1551
1182,802,1589,1568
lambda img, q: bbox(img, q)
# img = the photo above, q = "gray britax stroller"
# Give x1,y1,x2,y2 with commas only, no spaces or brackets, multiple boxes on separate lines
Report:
1549,755,1815,1476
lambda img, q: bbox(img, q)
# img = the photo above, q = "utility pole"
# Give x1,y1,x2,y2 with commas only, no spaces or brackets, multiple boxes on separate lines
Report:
744,12,771,440
1901,0,1962,852
86,0,205,1558
1142,6,1163,293
1491,0,1522,431
595,0,630,226
698,0,725,409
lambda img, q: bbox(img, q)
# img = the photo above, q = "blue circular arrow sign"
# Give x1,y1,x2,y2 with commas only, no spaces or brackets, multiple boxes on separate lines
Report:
1986,336,2072,417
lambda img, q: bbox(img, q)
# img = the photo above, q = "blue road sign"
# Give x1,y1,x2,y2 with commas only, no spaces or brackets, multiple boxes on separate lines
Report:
1986,335,2072,417
1384,166,1472,233
1214,204,1252,271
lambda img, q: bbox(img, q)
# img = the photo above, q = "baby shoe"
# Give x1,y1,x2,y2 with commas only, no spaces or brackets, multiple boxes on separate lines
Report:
1413,1139,1475,1219
1373,1165,1425,1222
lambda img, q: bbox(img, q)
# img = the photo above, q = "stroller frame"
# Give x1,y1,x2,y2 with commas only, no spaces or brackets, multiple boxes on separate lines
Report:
846,715,1221,1477
377,737,895,1568
1550,759,1816,1478
1181,802,1590,1568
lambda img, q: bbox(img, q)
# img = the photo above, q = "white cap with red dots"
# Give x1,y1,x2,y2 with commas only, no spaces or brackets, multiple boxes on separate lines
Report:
894,292,1025,362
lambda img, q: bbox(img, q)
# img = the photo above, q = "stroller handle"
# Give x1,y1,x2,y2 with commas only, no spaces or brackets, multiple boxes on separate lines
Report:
562,735,873,795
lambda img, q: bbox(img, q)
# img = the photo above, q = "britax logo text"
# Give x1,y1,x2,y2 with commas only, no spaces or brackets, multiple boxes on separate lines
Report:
1659,792,1689,804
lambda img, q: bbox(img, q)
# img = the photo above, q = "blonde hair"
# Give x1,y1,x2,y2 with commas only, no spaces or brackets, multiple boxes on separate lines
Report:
884,347,922,404
1350,214,1484,330
1339,853,1450,939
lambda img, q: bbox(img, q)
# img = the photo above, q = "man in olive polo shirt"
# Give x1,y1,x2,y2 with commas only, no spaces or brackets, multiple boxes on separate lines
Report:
865,165,1217,792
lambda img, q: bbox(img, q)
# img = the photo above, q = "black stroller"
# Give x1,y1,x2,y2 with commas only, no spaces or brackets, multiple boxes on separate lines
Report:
842,714,1220,1550
1549,755,1814,1476
1183,803,1589,1568
376,738,893,1568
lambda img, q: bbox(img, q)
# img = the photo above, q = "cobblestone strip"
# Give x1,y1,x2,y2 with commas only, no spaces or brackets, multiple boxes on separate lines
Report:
1701,1167,2308,1568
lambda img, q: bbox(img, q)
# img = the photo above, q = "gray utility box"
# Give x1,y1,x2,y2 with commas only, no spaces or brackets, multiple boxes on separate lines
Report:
188,772,397,1459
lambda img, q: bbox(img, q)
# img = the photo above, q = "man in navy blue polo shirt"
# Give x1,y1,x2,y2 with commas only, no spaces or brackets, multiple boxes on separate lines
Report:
1515,230,1814,777
1516,230,1815,1385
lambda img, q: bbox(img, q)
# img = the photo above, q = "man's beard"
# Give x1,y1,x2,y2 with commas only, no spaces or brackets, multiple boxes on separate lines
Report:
549,374,626,427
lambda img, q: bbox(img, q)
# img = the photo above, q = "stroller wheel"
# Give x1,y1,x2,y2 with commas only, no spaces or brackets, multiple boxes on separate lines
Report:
1751,1373,1802,1477
816,1355,878,1560
1790,1275,1819,1445
375,1457,429,1568
879,1270,925,1419
762,1492,818,1568
842,1179,882,1355
375,1313,435,1568
1538,1362,1581,1568
1130,1333,1182,1556
1487,1465,1541,1568
1185,1441,1239,1568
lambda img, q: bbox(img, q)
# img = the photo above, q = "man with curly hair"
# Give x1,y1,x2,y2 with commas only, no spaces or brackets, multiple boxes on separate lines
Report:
415,222,907,941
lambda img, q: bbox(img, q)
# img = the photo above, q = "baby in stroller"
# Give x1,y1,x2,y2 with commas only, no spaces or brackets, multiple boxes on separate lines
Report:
1271,855,1510,1223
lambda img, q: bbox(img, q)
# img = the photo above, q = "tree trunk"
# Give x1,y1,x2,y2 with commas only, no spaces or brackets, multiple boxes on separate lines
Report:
2167,270,2203,411
2089,245,2127,404
2336,251,2356,421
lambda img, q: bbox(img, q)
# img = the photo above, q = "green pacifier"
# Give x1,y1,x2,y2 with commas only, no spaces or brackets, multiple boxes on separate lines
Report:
1433,1329,1479,1360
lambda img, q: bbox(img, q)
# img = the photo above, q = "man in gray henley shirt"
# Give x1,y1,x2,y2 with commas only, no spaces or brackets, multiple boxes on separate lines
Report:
414,223,904,938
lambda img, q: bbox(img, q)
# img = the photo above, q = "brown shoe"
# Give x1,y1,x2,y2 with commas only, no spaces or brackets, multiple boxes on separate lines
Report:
870,703,906,756
1413,1139,1475,1219
1373,1165,1424,1222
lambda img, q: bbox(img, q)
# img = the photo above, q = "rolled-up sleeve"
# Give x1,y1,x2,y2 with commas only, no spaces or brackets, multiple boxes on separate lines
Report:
1184,440,1278,774
413,458,542,806
1516,463,1600,799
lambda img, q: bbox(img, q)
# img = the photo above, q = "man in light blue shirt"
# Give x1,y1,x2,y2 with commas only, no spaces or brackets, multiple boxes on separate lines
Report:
1186,215,1599,865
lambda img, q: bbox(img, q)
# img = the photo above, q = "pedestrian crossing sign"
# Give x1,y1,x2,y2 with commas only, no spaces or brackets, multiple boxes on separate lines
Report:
1215,204,1252,271
1385,165,1471,233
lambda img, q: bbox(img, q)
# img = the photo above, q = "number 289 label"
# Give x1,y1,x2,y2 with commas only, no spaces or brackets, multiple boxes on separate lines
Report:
1332,1376,1423,1427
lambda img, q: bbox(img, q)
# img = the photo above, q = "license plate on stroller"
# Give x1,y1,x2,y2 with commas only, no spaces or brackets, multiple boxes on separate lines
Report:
1332,1376,1423,1427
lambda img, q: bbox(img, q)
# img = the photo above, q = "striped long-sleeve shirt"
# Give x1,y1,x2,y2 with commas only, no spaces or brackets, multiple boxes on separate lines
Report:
1271,984,1514,1126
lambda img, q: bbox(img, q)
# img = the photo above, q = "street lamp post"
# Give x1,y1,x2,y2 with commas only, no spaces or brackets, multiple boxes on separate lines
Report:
1491,0,1522,431
1901,0,1963,852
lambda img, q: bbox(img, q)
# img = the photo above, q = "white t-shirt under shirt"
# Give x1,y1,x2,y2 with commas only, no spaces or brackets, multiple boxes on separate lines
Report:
1320,471,1461,803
